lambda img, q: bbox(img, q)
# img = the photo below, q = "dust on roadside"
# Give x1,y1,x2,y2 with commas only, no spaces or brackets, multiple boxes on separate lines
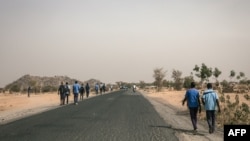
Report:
141,90,224,141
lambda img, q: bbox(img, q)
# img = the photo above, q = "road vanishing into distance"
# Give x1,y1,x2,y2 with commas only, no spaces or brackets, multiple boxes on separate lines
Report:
0,90,178,141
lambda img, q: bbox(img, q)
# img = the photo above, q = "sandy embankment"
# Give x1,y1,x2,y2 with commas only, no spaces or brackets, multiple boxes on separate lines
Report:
1,90,225,141
0,92,61,124
0,90,187,125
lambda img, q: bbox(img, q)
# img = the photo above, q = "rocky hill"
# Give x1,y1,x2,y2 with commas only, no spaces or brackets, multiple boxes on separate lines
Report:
4,74,102,93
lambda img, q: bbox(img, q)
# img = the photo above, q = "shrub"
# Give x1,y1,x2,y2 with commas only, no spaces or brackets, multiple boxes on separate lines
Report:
42,86,57,93
218,94,250,125
10,84,21,93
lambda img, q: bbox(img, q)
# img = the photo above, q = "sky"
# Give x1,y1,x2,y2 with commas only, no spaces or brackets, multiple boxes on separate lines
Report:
0,0,250,87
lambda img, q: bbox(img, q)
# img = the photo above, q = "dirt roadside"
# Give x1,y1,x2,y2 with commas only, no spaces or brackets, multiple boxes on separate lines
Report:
141,90,224,141
0,91,224,140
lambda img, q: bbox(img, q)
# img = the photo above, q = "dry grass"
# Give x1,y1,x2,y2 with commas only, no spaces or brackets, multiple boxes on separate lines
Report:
144,88,250,127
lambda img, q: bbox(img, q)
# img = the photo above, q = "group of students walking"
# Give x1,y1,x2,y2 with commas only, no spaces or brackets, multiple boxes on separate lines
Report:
58,81,90,105
182,82,221,134
94,83,106,95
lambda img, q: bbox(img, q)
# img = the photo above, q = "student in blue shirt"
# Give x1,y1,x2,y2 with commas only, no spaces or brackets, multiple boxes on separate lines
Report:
202,83,221,134
182,82,201,132
73,81,80,105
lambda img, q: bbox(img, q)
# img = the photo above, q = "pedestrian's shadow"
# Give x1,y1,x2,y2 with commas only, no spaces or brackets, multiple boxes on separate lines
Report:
175,110,189,115
149,125,206,136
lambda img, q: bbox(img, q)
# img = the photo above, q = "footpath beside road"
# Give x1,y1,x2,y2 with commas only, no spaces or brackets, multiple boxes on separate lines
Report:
141,90,224,141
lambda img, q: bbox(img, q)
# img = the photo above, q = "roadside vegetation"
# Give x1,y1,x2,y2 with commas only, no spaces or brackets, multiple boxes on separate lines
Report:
1,63,249,126
152,63,250,126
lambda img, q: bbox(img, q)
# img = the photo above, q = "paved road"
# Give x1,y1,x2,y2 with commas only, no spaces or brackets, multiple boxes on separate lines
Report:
0,90,178,141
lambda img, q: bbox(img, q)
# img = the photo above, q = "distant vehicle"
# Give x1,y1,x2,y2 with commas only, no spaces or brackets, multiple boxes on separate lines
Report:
120,86,128,90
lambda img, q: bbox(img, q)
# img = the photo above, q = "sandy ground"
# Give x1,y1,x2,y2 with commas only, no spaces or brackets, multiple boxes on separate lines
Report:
0,92,62,124
0,89,229,140
0,92,108,124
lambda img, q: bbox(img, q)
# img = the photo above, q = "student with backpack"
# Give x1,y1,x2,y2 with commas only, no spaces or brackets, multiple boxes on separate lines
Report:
85,83,90,98
80,83,85,100
73,81,80,105
65,82,70,104
58,82,66,105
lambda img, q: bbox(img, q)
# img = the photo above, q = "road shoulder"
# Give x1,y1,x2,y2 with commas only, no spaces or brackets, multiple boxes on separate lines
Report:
141,91,223,141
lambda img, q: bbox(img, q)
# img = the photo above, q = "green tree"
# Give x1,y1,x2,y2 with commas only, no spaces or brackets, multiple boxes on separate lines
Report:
213,67,222,82
183,76,195,89
10,84,21,93
193,63,212,83
193,65,200,78
153,67,166,92
230,70,236,82
237,72,246,83
139,80,146,89
236,75,241,82
171,69,183,90
240,72,245,78
213,67,222,87
42,85,57,93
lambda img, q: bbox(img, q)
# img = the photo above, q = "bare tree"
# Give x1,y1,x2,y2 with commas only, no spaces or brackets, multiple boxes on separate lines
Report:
153,67,166,92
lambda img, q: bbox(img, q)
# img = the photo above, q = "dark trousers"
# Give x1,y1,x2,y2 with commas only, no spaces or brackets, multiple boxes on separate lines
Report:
74,93,79,104
65,94,69,104
80,93,84,100
206,110,216,132
86,91,89,98
189,107,198,130
60,94,65,105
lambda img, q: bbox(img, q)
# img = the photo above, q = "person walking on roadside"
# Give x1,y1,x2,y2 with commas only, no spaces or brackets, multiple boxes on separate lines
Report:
182,82,201,132
110,85,113,91
58,82,66,105
27,86,31,97
65,82,70,104
202,83,221,134
73,81,80,105
85,83,90,98
99,83,103,94
95,83,99,95
103,83,106,93
79,83,85,101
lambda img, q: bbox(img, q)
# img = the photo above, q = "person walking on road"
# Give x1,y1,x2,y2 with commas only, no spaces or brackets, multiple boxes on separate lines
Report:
58,82,66,105
85,83,90,98
202,83,221,134
182,82,201,132
73,81,80,105
65,82,70,104
133,85,136,92
80,83,85,100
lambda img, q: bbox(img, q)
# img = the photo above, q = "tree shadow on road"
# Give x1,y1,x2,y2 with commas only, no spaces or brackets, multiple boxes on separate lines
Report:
149,125,206,136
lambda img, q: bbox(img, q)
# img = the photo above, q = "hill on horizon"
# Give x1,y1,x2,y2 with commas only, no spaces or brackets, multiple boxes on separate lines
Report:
3,74,103,93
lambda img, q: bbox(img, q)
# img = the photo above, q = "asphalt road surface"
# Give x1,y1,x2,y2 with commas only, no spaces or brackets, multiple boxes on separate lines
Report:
0,90,178,141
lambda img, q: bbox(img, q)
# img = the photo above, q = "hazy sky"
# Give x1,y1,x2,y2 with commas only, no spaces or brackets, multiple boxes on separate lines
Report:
0,0,250,87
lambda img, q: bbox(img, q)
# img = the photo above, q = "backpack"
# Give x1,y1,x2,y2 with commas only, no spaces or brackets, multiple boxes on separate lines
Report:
64,85,69,95
80,86,85,93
